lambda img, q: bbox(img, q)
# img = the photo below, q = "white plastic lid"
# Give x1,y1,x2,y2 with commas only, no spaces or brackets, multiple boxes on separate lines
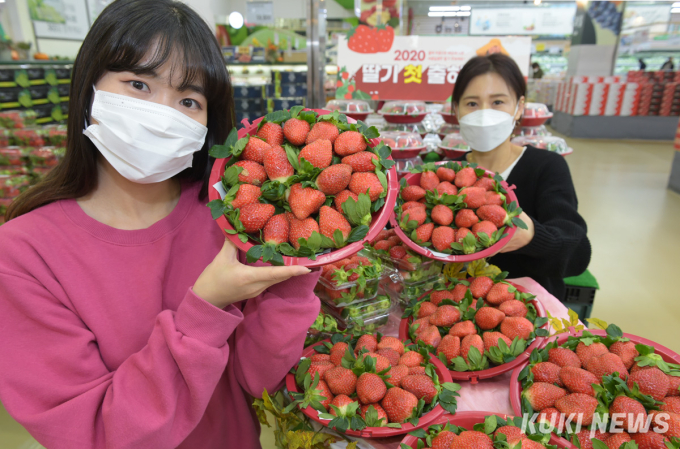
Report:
523,102,551,117
379,100,427,116
516,125,550,137
438,123,460,135
439,132,471,151
325,99,373,114
441,103,455,115
511,135,569,154
379,131,425,151
384,122,428,135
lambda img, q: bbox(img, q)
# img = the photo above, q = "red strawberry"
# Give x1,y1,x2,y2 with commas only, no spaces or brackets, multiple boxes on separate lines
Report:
381,387,418,423
472,220,498,238
399,351,424,368
431,226,455,252
631,432,670,449
510,438,545,449
437,335,461,362
605,433,632,449
386,365,409,387
549,347,581,368
628,368,670,401
319,206,351,242
311,354,331,363
483,331,513,352
377,348,401,367
238,203,275,233
574,430,610,449
432,430,457,449
316,164,352,195
609,341,639,370
329,394,355,417
306,121,339,145
668,376,680,397
586,353,629,380
429,305,461,327
359,403,388,423
416,325,442,348
470,276,494,299
375,25,395,52
409,366,426,376
451,431,493,449
324,366,358,396
431,204,454,226
500,316,534,341
341,151,378,172
416,301,438,319
436,167,456,182
661,397,680,414
334,190,359,213
454,167,477,187
241,136,270,164
402,201,426,211
665,412,680,439
460,187,486,209
454,209,479,229
373,240,390,251
449,320,477,338
494,426,523,442
560,366,600,396
486,283,515,306
435,181,458,196
401,374,437,403
288,183,326,219
523,382,567,411
315,379,334,408
455,228,472,244
473,177,495,191
451,284,469,303
334,131,367,156
610,396,647,431
430,290,455,306
413,222,434,243
531,362,563,386
401,209,426,229
576,342,609,366
263,145,294,182
230,184,261,209
309,361,334,381
389,245,407,259
347,25,377,54
330,346,348,366
420,171,440,191
355,334,378,354
288,214,320,249
461,334,484,363
263,214,289,245
387,236,401,246
402,185,427,202
299,139,333,169
476,205,510,228
257,122,284,147
536,407,564,429
377,336,404,355
499,300,528,318
283,117,310,146
485,191,504,206
356,372,387,404
349,172,383,202
555,393,598,426
234,160,267,186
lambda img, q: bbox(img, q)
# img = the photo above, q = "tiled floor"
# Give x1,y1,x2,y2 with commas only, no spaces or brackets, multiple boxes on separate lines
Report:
1,133,679,447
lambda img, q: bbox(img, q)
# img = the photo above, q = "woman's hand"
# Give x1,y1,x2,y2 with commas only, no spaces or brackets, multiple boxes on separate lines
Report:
193,239,312,309
499,211,535,253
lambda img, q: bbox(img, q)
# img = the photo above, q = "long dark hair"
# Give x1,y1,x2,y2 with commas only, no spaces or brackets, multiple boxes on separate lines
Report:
6,0,233,221
452,54,526,106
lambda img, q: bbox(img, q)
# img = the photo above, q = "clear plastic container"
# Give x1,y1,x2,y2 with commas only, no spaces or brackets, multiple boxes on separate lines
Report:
28,147,59,167
0,110,37,129
0,174,30,199
325,99,373,120
322,293,393,323
11,128,45,147
379,131,426,159
438,132,471,159
44,124,67,147
395,157,423,179
383,122,429,138
515,125,550,137
315,254,389,307
522,102,551,118
322,302,392,333
379,101,428,123
437,123,460,139
512,135,570,155
382,275,438,307
439,103,458,124
0,129,10,148
0,147,23,166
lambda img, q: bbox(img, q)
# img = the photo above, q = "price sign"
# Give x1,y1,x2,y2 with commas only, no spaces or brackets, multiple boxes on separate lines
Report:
247,1,274,25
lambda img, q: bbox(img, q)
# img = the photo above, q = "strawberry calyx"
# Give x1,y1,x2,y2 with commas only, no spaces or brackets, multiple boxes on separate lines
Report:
285,372,330,414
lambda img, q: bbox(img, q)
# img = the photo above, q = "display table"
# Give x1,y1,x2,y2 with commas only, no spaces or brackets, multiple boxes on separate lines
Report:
328,277,575,449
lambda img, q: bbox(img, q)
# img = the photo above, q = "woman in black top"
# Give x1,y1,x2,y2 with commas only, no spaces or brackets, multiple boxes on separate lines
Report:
450,54,591,299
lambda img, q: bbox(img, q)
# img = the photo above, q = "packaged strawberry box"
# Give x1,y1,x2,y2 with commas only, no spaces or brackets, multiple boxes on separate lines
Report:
315,251,388,307
207,107,397,266
0,110,36,130
399,274,549,381
286,332,461,437
379,101,428,124
0,147,24,167
11,128,45,148
319,294,392,334
305,310,344,347
512,323,680,449
28,147,59,168
391,161,527,262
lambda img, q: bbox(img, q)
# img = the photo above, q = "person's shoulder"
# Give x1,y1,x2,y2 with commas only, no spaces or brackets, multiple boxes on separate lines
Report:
521,146,568,167
0,201,64,240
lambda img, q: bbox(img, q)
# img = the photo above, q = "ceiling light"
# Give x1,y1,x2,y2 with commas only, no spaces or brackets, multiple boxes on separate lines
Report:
228,11,244,29
674,2,680,7
673,7,680,13
460,6,471,11
534,0,542,4
430,6,460,11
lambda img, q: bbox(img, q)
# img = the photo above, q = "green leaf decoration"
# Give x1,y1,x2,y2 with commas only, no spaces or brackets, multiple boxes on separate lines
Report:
289,105,305,118
207,199,227,220
231,135,250,157
209,127,239,158
223,165,243,187
262,110,291,125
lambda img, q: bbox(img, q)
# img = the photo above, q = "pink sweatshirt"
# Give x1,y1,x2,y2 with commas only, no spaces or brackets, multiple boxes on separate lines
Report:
0,180,321,449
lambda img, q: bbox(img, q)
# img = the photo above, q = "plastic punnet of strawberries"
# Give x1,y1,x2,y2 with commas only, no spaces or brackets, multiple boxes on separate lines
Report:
396,161,527,256
11,128,45,147
404,414,566,449
207,107,395,265
518,324,680,449
315,250,386,307
288,333,460,433
403,274,549,373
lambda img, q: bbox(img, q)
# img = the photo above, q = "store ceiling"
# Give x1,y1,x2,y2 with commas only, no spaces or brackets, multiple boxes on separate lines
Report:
406,0,577,16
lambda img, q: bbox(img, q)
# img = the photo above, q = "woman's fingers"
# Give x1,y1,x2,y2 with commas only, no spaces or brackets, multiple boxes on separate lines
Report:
246,265,311,286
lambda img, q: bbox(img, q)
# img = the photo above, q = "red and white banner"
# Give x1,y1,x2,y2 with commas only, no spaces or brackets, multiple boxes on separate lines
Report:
337,34,532,102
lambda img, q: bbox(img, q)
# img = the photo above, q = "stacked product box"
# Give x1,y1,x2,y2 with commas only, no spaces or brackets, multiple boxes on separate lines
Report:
233,85,267,124
0,64,71,124
638,83,663,116
661,83,680,116
376,249,444,308
555,77,641,117
266,70,306,113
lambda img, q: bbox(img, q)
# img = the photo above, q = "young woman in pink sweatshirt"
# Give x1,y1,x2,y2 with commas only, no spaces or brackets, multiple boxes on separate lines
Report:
0,1,320,448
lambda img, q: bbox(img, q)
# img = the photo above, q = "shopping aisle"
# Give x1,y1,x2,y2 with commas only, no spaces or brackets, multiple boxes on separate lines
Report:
557,129,680,353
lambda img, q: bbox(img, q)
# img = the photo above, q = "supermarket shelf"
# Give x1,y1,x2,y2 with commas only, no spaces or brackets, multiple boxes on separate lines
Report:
552,111,678,140
0,60,73,66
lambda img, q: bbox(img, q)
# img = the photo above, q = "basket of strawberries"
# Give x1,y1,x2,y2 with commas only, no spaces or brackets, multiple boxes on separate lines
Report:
399,275,549,383
285,332,461,437
439,103,459,125
207,107,398,267
510,324,680,449
389,161,527,263
379,101,428,124
400,411,576,448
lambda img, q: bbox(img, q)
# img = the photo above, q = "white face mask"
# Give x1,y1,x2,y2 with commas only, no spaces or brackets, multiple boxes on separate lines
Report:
458,104,519,153
83,88,208,184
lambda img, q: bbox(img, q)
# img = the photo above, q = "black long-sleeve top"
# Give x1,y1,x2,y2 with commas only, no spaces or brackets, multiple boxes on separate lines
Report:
456,146,591,299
